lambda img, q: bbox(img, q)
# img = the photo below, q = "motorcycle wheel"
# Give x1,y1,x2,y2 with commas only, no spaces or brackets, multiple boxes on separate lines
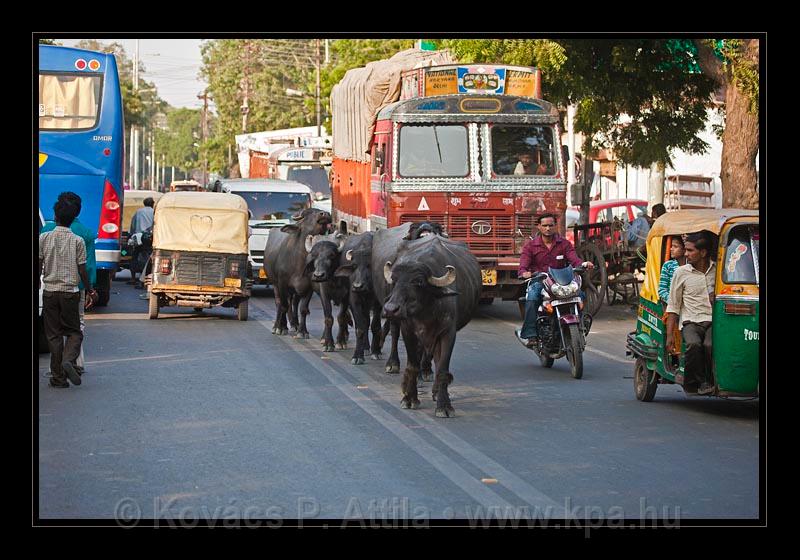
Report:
566,323,583,379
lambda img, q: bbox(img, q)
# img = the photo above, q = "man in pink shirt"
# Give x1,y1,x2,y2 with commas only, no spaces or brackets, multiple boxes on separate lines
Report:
516,213,594,347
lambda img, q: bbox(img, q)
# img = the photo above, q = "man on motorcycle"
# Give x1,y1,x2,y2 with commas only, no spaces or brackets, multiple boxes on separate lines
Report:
516,213,594,347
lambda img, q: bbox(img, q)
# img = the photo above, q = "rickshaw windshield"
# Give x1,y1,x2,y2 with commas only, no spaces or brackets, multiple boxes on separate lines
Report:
549,265,575,285
723,224,759,285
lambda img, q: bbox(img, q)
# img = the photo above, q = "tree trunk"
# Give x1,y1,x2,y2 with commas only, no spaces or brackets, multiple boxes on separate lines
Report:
695,39,759,209
720,40,759,209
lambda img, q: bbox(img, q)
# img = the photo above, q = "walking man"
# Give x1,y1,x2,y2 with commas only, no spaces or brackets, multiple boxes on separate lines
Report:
39,199,92,388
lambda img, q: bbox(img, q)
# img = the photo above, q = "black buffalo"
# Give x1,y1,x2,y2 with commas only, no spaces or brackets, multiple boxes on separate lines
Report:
333,232,383,365
372,222,448,376
306,233,350,352
263,208,332,337
382,235,481,417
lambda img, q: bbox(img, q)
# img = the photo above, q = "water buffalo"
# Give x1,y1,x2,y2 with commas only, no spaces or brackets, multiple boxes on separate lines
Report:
333,232,383,365
382,235,481,417
372,222,448,376
263,208,332,337
306,233,350,352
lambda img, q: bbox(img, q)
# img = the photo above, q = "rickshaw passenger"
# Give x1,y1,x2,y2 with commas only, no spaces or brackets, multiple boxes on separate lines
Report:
665,232,716,394
658,235,687,305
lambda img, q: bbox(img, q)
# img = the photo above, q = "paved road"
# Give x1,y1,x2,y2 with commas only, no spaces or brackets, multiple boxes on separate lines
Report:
37,273,759,523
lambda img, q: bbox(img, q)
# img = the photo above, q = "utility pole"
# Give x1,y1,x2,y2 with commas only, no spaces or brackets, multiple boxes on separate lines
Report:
133,39,140,189
241,40,251,133
151,130,156,190
198,90,209,188
325,39,329,65
316,38,321,137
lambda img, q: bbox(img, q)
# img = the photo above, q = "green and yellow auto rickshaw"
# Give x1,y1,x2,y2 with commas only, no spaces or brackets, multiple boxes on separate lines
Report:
148,192,252,320
626,209,760,401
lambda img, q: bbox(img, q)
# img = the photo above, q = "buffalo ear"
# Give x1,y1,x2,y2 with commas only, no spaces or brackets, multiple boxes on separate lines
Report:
435,287,459,298
334,265,354,278
281,224,300,233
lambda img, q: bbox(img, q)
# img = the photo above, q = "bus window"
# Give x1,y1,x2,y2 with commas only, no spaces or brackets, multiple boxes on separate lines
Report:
491,125,556,176
39,73,102,130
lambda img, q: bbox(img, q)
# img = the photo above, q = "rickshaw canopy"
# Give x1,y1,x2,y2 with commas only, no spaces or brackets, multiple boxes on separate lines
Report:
641,209,759,303
153,192,250,255
122,190,162,232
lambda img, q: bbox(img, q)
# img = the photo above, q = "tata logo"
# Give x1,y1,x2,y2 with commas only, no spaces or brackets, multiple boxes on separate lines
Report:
471,220,492,235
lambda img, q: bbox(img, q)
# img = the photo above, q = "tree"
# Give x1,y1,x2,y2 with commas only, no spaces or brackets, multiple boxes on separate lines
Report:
155,108,202,175
695,39,759,209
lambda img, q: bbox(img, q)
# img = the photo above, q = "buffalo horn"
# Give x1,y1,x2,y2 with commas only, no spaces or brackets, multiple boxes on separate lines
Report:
346,250,353,261
383,261,393,284
428,265,456,287
305,235,314,253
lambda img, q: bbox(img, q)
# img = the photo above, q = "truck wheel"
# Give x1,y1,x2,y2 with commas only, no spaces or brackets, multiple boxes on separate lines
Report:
95,269,112,307
634,357,658,401
566,323,583,379
148,293,159,319
237,300,249,321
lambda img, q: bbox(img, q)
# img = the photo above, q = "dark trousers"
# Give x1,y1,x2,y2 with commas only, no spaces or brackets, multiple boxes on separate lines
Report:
682,321,713,385
521,281,544,338
42,291,83,382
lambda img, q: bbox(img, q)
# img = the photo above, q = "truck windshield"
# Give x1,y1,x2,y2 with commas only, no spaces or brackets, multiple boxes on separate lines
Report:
723,224,759,284
398,125,469,178
287,166,331,197
233,191,311,222
491,125,556,176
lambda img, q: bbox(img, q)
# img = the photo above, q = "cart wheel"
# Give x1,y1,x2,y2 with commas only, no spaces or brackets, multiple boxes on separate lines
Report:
148,292,159,320
634,357,658,401
237,300,249,321
583,282,603,317
578,242,607,313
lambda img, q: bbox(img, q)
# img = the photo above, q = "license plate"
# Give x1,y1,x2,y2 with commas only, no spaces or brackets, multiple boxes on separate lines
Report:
224,277,242,288
259,268,267,279
551,296,582,306
481,269,497,286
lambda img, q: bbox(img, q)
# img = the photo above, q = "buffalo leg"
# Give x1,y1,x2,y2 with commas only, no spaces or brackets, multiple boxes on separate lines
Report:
369,299,383,361
336,301,350,350
296,292,312,339
319,289,335,350
399,322,421,410
419,349,433,384
288,293,300,336
384,319,401,374
432,329,457,418
349,293,368,365
272,284,290,335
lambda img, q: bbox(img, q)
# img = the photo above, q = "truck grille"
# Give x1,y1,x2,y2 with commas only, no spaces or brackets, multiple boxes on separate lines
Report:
400,213,517,255
176,254,226,286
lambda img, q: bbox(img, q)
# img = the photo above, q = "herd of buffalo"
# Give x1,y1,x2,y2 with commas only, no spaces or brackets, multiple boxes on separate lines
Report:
263,208,482,418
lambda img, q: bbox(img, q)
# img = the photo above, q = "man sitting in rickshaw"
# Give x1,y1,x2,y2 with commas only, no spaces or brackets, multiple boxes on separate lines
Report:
665,232,716,395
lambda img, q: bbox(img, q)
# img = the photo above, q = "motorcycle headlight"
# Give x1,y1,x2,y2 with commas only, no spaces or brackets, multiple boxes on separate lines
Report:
552,282,579,298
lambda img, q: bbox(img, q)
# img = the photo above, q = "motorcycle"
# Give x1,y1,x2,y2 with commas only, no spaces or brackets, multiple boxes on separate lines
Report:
517,264,593,379
128,227,154,286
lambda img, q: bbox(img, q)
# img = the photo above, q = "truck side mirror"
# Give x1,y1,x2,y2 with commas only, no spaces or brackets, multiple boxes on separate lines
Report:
375,149,384,169
562,145,570,162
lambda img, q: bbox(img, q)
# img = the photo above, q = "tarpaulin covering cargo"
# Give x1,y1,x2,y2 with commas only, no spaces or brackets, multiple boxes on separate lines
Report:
330,48,455,162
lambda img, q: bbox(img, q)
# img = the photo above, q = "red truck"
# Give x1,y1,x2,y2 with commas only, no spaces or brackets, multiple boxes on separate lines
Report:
330,49,570,301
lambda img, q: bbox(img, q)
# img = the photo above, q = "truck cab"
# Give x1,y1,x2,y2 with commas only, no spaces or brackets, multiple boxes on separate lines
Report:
219,178,314,284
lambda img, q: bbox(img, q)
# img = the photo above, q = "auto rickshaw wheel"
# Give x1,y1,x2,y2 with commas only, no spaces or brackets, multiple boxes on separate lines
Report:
148,292,159,320
237,299,249,321
634,357,658,402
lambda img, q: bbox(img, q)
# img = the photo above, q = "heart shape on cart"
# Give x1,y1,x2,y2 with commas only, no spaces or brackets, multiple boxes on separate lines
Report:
190,215,213,243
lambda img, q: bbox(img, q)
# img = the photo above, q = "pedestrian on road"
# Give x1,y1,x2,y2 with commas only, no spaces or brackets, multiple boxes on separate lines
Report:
129,197,155,288
40,192,96,374
39,199,92,388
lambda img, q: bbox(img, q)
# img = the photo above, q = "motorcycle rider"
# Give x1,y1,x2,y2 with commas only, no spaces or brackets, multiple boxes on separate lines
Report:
516,213,594,347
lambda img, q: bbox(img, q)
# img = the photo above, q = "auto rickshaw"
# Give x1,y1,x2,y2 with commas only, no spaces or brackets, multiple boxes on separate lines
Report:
120,190,163,276
148,192,252,320
626,209,760,400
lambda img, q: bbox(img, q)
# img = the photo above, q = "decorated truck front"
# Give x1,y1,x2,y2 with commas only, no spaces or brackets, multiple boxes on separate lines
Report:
331,52,568,300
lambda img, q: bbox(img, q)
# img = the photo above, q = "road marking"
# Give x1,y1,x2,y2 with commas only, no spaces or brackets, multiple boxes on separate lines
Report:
250,297,565,516
78,350,231,366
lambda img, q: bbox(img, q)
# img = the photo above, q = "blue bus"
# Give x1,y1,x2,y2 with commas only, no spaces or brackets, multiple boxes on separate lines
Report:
38,44,125,306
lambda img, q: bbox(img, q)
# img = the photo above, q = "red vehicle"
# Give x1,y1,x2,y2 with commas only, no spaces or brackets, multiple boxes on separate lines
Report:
330,50,569,301
565,198,649,245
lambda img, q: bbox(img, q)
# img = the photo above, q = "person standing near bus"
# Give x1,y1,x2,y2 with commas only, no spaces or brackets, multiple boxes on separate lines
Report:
128,197,155,288
40,192,96,375
39,199,93,388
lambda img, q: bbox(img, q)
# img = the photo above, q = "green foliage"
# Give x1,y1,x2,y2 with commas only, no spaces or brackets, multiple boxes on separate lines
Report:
38,38,61,46
155,108,201,172
717,39,759,114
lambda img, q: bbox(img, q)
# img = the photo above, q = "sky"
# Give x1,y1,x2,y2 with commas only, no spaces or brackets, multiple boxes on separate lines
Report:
60,38,207,110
